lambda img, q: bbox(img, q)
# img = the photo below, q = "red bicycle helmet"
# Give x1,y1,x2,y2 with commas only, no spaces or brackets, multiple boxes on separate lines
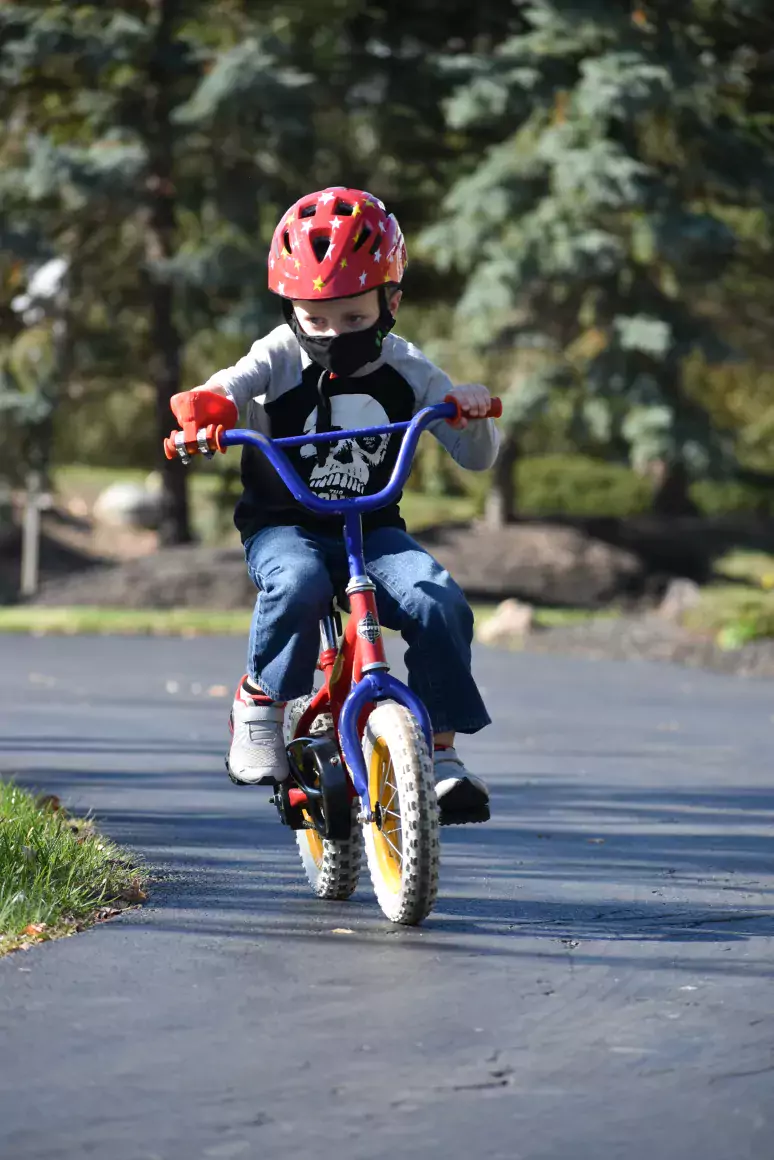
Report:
268,186,407,300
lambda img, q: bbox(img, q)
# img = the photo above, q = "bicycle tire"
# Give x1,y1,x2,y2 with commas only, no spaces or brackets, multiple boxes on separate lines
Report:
361,700,439,925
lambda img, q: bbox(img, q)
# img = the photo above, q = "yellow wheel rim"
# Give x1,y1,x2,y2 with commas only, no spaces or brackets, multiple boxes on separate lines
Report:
301,815,325,868
368,736,403,895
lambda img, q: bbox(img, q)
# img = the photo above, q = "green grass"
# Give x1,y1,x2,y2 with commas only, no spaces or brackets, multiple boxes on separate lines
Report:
400,490,478,531
683,585,774,649
55,463,220,497
0,602,610,637
0,606,255,636
0,781,145,956
712,549,774,589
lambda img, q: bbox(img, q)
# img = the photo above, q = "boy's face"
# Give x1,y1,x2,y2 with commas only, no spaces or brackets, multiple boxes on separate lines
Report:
292,288,400,337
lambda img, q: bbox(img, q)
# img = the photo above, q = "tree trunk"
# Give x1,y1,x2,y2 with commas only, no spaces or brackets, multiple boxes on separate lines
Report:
146,0,191,546
484,431,519,528
651,460,700,519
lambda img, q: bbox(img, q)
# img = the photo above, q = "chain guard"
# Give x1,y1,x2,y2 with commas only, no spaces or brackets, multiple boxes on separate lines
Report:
279,736,352,842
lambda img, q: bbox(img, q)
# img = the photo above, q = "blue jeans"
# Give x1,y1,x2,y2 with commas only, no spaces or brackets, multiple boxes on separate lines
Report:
243,524,490,735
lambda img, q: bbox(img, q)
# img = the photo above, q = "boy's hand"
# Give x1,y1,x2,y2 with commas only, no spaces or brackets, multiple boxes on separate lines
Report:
446,383,492,430
170,388,238,432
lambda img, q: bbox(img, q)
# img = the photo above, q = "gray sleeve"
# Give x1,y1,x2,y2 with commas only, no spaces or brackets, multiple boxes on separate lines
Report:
388,337,500,471
201,325,301,416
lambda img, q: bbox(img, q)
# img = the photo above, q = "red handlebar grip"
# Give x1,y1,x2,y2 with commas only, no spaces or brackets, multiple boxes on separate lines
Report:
444,394,503,422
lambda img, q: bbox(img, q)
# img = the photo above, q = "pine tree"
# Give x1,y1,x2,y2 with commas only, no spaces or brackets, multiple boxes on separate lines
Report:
423,1,774,519
0,1,314,544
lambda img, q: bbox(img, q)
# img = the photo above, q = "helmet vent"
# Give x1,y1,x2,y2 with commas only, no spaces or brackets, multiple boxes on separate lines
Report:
352,224,373,252
299,203,317,218
283,229,292,255
369,233,383,256
311,234,330,262
334,198,355,215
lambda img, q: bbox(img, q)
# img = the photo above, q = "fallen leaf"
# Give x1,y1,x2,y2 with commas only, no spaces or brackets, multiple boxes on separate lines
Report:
119,882,148,904
24,923,46,936
332,928,354,935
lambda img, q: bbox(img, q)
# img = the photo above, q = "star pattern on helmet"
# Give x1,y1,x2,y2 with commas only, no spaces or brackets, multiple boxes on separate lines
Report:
278,281,285,295
294,259,301,269
372,248,382,263
351,202,361,217
358,271,368,287
313,275,325,292
340,257,348,269
286,212,295,225
301,220,313,233
330,217,341,231
319,191,334,205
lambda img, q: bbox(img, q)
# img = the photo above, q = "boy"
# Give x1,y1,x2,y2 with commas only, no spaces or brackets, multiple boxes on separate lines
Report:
172,187,499,818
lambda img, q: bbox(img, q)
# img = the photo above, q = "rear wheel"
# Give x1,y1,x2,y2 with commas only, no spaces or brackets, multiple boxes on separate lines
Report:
361,701,439,925
285,696,362,901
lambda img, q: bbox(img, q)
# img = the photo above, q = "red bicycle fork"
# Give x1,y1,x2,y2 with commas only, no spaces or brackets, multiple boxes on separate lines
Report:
291,582,386,810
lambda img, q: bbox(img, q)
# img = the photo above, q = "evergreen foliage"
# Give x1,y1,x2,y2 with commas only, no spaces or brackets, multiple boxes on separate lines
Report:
1,0,774,537
423,0,774,507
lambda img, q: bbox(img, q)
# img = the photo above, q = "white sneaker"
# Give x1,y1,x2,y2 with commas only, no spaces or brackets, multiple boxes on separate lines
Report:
434,747,490,819
227,679,290,786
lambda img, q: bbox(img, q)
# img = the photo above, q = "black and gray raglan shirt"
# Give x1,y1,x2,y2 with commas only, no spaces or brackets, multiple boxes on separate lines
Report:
203,324,500,542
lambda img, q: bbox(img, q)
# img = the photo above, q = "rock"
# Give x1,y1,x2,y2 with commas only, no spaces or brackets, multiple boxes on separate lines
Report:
92,482,164,531
657,578,702,621
31,521,647,611
476,599,534,646
417,521,645,607
33,545,255,610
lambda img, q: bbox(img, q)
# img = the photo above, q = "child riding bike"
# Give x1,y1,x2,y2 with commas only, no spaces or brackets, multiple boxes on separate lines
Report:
172,186,499,820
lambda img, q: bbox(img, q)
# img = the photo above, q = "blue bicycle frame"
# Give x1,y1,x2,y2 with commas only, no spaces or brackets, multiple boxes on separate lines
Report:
220,400,460,820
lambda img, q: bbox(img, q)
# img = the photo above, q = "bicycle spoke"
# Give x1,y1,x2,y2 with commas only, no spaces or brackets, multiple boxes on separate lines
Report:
381,828,403,863
382,759,398,813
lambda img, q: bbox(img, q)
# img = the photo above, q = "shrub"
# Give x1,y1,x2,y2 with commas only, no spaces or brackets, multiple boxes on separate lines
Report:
515,456,653,518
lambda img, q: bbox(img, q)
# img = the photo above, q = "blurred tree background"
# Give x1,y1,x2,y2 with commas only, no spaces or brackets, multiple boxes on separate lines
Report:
2,0,774,548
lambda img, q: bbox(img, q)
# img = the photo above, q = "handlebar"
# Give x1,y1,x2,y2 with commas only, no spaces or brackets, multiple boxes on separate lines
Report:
167,396,502,517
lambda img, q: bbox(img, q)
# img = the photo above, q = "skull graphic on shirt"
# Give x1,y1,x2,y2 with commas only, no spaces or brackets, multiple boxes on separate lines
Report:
299,394,391,498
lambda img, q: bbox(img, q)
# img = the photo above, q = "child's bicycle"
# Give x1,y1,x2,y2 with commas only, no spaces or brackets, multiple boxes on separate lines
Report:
165,393,501,925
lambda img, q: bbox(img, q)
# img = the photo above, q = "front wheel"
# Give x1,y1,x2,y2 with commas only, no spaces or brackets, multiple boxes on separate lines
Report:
361,701,440,925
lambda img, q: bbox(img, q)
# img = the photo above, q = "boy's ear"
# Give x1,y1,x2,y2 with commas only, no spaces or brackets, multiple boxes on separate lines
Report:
388,288,403,317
